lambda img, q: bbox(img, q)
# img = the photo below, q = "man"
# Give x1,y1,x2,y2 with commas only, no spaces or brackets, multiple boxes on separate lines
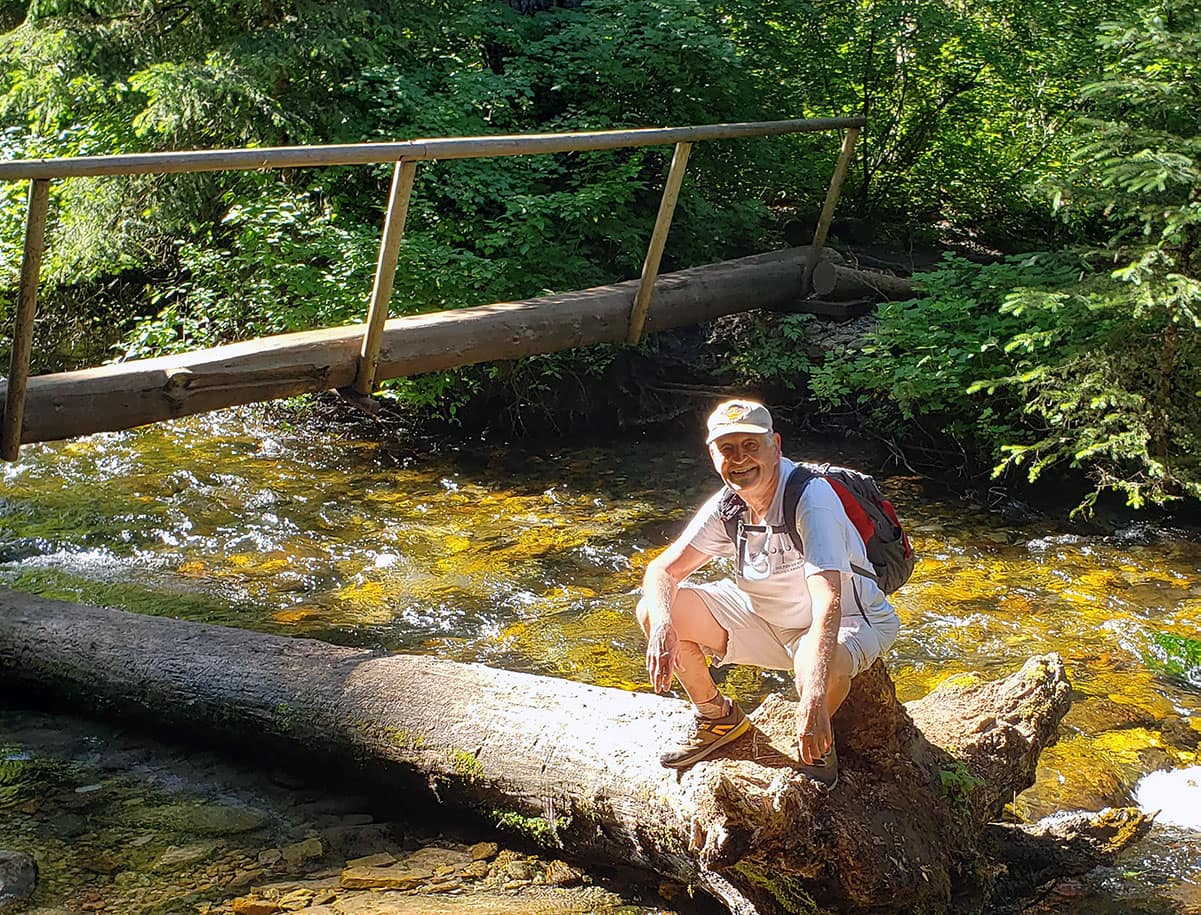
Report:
636,399,900,786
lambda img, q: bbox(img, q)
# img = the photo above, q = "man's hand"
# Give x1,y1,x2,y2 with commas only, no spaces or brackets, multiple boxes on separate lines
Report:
640,542,709,694
646,621,684,693
794,569,840,764
796,691,832,764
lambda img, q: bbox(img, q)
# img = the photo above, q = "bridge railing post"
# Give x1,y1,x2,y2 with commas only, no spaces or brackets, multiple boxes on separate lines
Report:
803,126,860,293
0,118,868,451
626,141,692,345
355,158,418,396
2,178,51,462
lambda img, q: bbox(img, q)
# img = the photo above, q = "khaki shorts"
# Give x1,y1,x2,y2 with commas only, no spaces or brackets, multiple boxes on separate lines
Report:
681,578,899,678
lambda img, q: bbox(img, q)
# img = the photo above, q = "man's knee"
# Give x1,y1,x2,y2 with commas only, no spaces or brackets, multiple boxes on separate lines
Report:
795,642,854,693
636,588,727,654
832,641,855,679
840,625,887,680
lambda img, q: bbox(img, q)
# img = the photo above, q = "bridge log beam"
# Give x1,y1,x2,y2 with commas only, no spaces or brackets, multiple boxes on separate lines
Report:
2,247,837,447
811,262,914,301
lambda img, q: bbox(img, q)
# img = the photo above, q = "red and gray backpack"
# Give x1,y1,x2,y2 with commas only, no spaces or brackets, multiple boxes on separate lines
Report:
717,463,915,593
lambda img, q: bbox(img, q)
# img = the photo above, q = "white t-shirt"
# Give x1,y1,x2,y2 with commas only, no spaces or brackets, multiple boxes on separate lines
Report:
682,456,895,630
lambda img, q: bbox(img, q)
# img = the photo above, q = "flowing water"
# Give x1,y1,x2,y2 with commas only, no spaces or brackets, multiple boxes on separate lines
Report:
1,407,1199,914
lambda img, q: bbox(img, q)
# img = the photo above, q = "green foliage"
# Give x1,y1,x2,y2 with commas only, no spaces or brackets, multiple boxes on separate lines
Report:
0,0,775,397
382,369,482,422
452,749,485,781
719,0,1134,220
1054,1,1201,256
489,808,567,844
981,271,1201,512
123,188,379,356
938,759,985,812
809,252,1082,448
733,860,824,914
272,702,293,732
805,2,1201,513
730,313,814,388
1144,630,1201,688
3,0,1188,448
0,0,1134,305
980,0,1201,511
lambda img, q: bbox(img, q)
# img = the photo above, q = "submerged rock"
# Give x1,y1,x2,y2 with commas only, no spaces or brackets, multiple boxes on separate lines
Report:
468,842,497,862
344,852,395,869
402,846,471,872
280,837,323,867
1161,716,1201,751
144,801,272,836
543,859,584,886
0,850,37,911
155,843,219,870
1063,697,1157,735
340,863,431,890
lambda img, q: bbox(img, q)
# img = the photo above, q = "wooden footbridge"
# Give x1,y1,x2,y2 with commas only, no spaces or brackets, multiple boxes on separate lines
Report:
0,117,865,460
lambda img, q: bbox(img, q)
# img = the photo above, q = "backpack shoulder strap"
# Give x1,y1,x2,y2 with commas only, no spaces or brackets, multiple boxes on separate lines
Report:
782,463,821,554
716,486,746,545
785,465,880,582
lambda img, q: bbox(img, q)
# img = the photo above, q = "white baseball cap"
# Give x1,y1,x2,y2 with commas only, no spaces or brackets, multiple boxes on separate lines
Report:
705,399,773,444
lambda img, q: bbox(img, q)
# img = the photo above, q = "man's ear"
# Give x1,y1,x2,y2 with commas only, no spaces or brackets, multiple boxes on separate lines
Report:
773,432,782,450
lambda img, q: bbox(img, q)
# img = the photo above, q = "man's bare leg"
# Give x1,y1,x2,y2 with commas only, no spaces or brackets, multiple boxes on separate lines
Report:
798,641,854,716
637,588,729,706
793,642,853,786
637,589,749,767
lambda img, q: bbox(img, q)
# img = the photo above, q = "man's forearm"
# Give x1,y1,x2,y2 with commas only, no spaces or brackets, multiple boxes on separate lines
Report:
642,562,679,630
796,579,841,699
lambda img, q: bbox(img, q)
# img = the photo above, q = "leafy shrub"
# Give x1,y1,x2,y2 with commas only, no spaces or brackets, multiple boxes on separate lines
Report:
805,2,1200,514
807,252,1083,459
728,313,814,388
981,0,1201,511
123,189,380,356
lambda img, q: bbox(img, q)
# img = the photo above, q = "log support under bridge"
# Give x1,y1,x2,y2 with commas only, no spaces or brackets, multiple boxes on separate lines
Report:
1,246,839,447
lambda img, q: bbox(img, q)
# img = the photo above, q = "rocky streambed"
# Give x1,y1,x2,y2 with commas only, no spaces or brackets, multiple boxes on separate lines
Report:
207,843,635,915
0,706,675,915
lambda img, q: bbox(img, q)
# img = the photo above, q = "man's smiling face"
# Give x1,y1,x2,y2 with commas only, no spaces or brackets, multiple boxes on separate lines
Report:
709,431,782,504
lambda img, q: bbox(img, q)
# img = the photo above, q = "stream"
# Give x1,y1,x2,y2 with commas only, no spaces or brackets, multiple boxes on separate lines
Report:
1,406,1199,914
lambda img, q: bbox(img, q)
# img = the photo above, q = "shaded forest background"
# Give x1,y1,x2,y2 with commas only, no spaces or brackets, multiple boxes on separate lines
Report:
0,0,1197,515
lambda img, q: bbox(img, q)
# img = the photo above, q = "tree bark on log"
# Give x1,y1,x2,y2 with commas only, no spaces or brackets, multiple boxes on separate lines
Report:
981,809,1155,909
811,261,914,301
2,246,842,448
0,591,1148,913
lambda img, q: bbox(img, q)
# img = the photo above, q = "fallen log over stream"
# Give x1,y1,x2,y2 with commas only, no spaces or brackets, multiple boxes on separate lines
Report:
0,591,1150,914
2,246,839,447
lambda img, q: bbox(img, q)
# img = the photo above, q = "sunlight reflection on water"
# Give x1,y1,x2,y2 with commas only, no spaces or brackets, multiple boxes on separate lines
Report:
2,407,1200,909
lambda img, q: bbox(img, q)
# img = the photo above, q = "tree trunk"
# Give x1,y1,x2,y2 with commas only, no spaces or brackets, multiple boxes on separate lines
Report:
0,590,1146,913
3,246,842,448
811,261,914,300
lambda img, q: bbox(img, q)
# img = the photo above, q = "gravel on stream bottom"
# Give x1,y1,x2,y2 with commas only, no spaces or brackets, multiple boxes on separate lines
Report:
0,705,684,915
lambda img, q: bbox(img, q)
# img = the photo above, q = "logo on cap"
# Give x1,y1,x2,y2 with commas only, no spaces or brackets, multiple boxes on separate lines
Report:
706,399,773,443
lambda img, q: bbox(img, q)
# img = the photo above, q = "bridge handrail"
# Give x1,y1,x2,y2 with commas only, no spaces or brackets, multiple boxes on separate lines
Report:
0,116,864,459
0,118,863,179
